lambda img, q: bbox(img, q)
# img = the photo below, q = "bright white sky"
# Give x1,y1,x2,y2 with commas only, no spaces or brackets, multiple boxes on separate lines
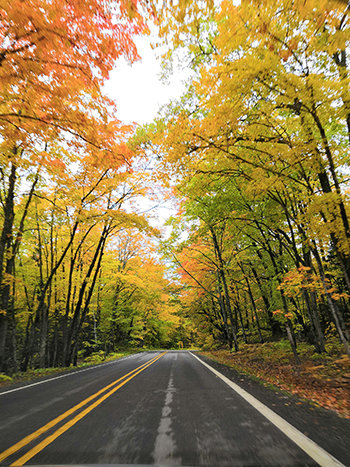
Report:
104,31,190,126
103,29,190,228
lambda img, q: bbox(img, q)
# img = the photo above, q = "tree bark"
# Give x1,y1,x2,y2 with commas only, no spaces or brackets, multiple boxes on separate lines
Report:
66,225,109,366
211,228,239,351
243,273,264,344
0,162,16,371
311,244,350,358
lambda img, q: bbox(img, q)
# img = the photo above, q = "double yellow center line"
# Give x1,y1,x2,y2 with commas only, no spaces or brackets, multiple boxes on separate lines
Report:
0,352,166,466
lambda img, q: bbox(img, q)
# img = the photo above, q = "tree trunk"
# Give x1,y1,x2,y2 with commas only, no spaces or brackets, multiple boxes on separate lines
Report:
311,244,350,358
285,319,301,366
21,316,36,372
0,162,16,371
62,226,94,366
257,229,301,364
211,229,238,351
250,263,281,337
243,273,264,344
233,289,248,344
215,271,232,350
39,304,49,368
66,225,109,366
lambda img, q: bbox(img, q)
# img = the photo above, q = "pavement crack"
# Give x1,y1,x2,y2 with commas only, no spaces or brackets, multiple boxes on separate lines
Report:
152,369,181,466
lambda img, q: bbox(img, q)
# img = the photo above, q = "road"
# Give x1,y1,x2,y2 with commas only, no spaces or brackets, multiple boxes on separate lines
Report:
0,351,348,467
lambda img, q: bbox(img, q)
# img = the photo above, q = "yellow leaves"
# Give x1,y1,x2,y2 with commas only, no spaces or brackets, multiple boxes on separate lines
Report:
280,265,348,303
159,306,181,326
39,153,67,176
279,266,323,297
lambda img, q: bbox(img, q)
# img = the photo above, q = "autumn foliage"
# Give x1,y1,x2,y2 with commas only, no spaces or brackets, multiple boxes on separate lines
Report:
0,0,186,374
143,0,350,367
2,0,350,396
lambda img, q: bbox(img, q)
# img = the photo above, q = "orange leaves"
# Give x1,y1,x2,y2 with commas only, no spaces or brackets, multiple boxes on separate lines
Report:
279,266,322,297
0,0,153,161
272,309,283,316
331,292,350,301
278,48,293,62
39,153,67,176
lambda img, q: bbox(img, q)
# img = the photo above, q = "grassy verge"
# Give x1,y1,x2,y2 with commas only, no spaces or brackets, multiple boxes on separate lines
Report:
0,350,141,389
199,339,350,419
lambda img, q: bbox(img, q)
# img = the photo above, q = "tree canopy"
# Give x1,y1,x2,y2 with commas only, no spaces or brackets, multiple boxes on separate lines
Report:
142,0,350,361
1,0,350,375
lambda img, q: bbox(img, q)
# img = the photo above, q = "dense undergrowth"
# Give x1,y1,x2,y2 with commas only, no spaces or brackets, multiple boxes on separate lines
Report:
200,338,350,418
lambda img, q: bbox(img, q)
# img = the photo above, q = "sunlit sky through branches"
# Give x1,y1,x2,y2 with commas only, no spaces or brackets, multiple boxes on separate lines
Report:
103,26,192,231
104,27,190,126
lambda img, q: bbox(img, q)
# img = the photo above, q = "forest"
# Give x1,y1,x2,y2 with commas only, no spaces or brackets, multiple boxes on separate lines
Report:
1,0,350,378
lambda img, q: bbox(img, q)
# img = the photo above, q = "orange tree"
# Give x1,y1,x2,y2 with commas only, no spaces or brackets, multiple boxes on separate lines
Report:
0,0,155,371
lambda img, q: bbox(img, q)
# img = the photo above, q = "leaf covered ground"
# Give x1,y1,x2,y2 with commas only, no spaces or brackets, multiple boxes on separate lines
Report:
200,339,350,419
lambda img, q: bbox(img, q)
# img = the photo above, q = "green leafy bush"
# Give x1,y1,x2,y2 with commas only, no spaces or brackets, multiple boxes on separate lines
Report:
0,373,13,383
84,350,105,364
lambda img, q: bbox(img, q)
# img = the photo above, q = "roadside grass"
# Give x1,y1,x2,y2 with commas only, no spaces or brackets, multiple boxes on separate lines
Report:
200,339,350,419
0,349,142,389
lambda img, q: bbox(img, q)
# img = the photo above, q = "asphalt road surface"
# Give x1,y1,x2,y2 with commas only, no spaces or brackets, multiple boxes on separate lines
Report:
0,351,348,467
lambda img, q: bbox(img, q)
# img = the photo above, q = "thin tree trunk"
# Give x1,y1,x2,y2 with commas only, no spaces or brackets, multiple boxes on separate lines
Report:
21,316,35,371
211,228,239,351
250,263,281,337
52,324,58,368
257,229,301,364
232,288,248,344
66,225,109,366
39,304,49,368
285,319,301,366
0,162,16,371
70,228,108,365
215,270,232,350
311,244,350,358
62,225,95,365
243,273,264,344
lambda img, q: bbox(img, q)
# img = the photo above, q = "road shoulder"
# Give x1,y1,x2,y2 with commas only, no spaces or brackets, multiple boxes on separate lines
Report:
194,351,350,467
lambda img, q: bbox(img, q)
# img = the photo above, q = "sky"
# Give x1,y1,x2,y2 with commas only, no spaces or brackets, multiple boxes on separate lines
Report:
103,30,190,126
103,29,189,229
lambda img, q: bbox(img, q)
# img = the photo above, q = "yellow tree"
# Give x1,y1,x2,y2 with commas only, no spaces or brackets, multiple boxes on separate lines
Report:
148,0,350,356
95,231,181,352
0,0,155,371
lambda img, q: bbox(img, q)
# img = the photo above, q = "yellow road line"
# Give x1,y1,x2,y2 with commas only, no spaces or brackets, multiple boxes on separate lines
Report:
0,352,165,464
11,352,165,466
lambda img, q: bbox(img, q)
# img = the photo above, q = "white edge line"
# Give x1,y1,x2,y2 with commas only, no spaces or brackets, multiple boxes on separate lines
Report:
0,352,145,396
189,351,345,467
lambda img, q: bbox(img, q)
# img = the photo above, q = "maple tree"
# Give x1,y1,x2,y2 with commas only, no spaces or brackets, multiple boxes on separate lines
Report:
5,157,182,372
98,231,181,352
0,0,189,373
144,0,350,360
2,0,350,377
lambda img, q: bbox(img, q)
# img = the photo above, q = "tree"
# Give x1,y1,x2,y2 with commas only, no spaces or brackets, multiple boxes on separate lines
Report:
144,0,350,356
0,0,154,370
